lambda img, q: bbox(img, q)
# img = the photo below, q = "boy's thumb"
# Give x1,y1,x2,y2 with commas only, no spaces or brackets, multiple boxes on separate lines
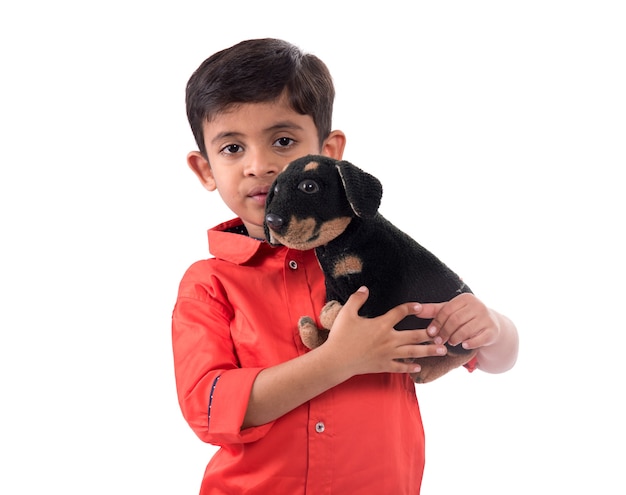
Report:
345,286,369,310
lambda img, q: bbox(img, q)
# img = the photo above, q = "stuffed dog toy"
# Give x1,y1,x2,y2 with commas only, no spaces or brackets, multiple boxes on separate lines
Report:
264,154,477,383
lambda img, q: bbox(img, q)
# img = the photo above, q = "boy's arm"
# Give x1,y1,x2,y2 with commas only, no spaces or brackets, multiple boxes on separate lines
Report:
417,293,519,374
242,286,448,428
473,310,518,373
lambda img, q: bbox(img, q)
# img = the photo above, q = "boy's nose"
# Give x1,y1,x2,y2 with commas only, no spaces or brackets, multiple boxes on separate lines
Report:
244,152,281,177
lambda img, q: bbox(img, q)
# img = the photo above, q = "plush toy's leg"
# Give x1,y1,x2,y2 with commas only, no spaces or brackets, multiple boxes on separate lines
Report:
297,301,343,350
298,316,329,349
410,349,478,384
319,300,342,330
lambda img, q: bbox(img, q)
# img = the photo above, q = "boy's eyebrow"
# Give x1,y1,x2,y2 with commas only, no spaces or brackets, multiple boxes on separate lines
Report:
209,121,305,145
210,131,244,145
266,121,305,133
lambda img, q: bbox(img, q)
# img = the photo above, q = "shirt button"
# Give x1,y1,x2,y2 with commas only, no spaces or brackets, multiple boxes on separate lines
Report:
315,422,325,433
288,260,298,270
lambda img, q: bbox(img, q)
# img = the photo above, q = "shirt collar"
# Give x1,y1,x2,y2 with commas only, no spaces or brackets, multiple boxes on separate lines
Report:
208,218,272,264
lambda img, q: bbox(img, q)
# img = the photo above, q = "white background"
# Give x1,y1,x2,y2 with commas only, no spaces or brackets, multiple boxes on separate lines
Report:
1,1,624,493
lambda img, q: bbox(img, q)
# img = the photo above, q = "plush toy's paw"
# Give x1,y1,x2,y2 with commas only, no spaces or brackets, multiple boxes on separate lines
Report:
409,349,478,384
320,300,342,330
298,316,329,349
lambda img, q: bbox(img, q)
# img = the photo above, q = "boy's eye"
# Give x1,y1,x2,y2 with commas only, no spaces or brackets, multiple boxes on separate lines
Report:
298,179,319,194
222,144,243,154
274,137,295,147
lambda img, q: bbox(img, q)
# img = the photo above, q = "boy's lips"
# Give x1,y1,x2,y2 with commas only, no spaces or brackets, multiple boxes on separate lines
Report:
248,185,270,204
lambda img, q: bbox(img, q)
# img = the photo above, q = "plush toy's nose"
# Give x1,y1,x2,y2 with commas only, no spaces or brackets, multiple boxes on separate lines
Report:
265,213,285,232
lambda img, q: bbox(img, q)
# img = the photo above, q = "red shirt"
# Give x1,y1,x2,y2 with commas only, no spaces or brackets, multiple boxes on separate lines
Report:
172,218,426,494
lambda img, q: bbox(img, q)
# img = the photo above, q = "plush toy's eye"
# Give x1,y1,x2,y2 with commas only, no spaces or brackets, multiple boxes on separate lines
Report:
298,179,319,194
273,183,280,194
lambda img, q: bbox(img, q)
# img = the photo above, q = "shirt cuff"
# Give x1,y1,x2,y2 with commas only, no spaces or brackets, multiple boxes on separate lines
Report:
464,356,478,373
208,367,274,444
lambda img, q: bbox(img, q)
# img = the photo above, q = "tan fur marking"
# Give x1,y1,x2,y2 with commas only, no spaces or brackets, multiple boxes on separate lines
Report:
272,216,352,250
315,217,351,246
332,255,363,278
409,349,478,384
274,217,317,249
303,160,320,171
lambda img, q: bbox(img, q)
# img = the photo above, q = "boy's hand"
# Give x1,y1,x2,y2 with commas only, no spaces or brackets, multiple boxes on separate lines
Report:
417,293,501,351
324,286,448,377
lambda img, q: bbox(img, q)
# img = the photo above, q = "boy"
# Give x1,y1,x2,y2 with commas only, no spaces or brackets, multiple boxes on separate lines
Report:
172,38,519,494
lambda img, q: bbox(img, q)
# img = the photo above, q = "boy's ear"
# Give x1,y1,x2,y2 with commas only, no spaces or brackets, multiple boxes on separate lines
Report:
321,130,346,160
187,151,217,191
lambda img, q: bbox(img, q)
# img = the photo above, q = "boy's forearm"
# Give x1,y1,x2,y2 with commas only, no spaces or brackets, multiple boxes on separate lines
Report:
241,344,351,429
475,310,519,374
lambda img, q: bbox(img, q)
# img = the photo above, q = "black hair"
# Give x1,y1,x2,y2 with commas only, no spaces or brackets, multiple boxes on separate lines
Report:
186,38,335,157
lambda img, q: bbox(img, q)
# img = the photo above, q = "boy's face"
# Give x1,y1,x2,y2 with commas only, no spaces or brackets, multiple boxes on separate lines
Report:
187,94,345,240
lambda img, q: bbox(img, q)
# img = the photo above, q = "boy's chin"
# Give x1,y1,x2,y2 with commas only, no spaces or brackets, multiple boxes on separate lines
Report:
242,220,266,241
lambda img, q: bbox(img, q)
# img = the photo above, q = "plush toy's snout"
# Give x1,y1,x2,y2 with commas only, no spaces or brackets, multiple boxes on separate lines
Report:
265,213,285,232
264,212,285,247
264,181,287,245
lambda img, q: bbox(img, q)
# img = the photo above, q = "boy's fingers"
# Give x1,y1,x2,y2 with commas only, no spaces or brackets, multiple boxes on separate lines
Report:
343,286,370,313
382,301,433,328
399,328,434,346
413,301,445,320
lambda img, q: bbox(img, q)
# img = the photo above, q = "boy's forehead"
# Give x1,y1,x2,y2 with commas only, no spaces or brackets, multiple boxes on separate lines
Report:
202,99,317,142
209,95,295,122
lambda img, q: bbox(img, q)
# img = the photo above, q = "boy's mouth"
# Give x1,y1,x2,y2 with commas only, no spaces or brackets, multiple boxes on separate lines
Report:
248,186,270,204
251,193,267,204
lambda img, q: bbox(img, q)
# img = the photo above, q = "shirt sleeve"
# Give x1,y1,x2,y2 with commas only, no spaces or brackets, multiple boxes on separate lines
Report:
171,267,273,446
463,355,478,373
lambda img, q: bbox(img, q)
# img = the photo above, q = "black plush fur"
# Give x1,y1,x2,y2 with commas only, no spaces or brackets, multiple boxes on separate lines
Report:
264,154,477,383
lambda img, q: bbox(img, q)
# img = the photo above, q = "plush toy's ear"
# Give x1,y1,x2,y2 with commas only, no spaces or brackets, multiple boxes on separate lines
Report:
335,160,383,219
